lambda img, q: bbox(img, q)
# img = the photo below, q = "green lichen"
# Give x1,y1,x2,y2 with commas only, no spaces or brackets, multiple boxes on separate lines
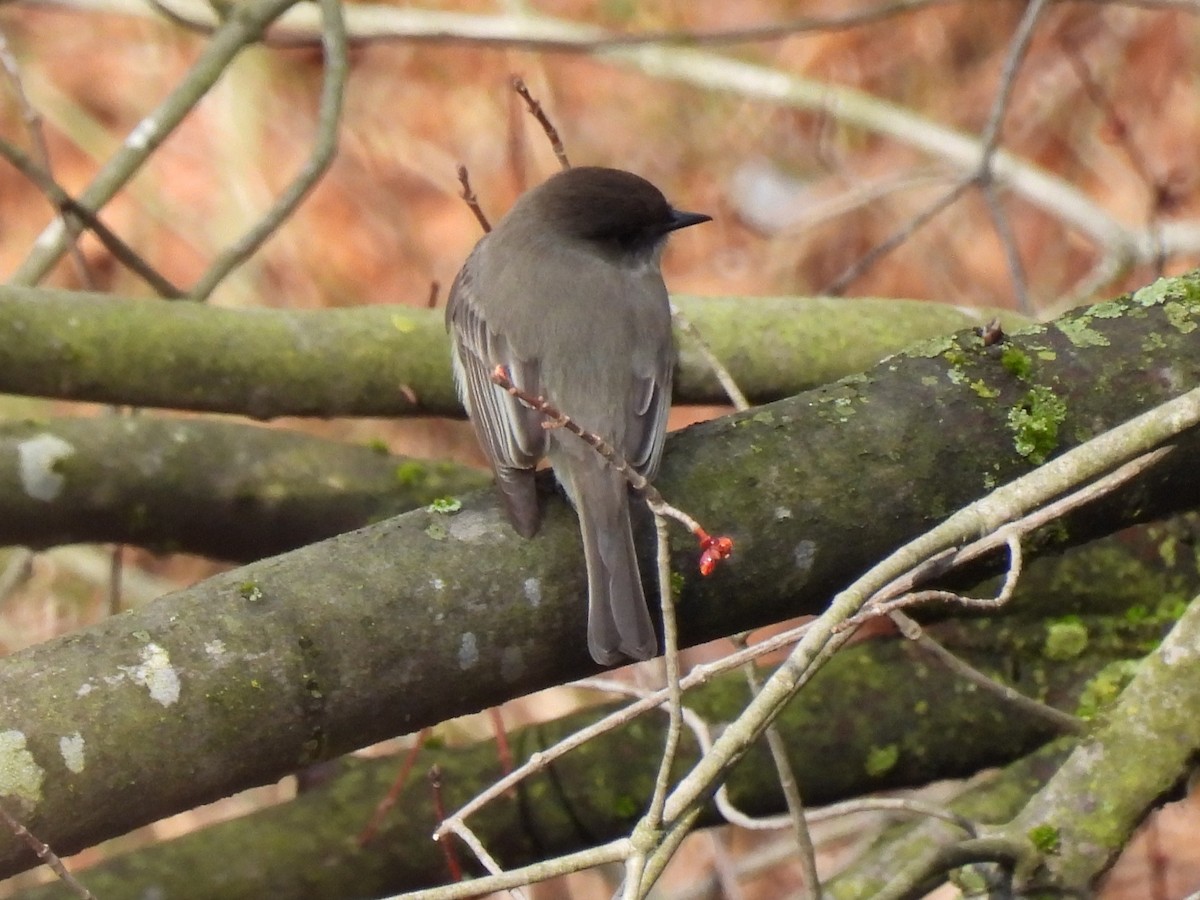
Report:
425,522,449,541
1008,386,1068,465
1131,277,1173,307
0,731,45,806
865,744,899,777
1055,317,1110,348
1028,824,1061,853
365,437,389,455
1141,332,1167,353
970,379,1000,399
426,497,463,514
910,334,957,358
1043,620,1088,660
238,581,264,603
942,346,968,368
1000,345,1034,380
1076,659,1140,720
1163,300,1197,334
1089,300,1125,319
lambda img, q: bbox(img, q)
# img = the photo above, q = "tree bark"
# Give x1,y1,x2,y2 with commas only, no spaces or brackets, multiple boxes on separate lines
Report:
0,288,1017,417
0,416,487,560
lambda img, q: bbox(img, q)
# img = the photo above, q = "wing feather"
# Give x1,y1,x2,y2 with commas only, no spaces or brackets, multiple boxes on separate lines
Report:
447,247,548,534
626,359,672,480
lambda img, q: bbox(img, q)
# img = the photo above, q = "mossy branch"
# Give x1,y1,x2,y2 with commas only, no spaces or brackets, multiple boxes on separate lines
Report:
0,416,488,561
0,287,1018,417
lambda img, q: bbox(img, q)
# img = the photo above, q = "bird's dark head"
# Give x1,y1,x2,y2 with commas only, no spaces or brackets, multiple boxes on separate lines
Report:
522,166,711,255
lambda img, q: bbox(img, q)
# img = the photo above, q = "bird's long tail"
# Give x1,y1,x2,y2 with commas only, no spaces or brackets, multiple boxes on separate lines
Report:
567,461,657,665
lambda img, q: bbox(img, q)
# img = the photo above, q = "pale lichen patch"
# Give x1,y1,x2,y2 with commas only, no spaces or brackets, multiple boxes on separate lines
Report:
120,643,181,707
17,434,74,501
458,633,479,670
59,733,85,774
523,577,542,608
0,731,44,806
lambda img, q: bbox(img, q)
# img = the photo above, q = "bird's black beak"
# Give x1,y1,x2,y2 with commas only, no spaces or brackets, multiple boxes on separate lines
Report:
666,208,713,232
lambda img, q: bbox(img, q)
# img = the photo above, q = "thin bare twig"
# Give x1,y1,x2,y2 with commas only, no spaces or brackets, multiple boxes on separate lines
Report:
11,0,305,287
847,531,1025,625
891,610,1086,736
0,802,96,899
807,796,978,834
972,0,1048,311
187,0,347,300
428,765,463,883
0,27,95,289
826,0,1044,303
848,446,1174,628
394,839,633,900
431,624,817,841
646,515,684,829
671,304,751,412
141,0,1200,51
624,513,687,898
358,727,430,846
511,75,570,170
0,139,184,297
978,0,1048,162
734,634,819,897
1060,40,1173,283
824,176,973,295
983,185,1032,314
442,820,526,899
457,164,492,233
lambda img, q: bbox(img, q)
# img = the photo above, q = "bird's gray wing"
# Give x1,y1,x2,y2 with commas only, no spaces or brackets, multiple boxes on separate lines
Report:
626,348,673,481
446,249,548,535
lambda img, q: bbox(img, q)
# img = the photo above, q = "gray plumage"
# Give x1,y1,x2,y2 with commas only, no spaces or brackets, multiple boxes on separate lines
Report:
446,167,709,665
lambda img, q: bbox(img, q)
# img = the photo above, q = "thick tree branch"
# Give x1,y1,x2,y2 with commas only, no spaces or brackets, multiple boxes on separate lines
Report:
0,288,1014,417
1004,590,1200,893
0,416,487,560
0,276,1194,878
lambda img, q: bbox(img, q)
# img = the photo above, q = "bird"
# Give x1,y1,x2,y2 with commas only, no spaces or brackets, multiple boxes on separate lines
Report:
446,166,711,665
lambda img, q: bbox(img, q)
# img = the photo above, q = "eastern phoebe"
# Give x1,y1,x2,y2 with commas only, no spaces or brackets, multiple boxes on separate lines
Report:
447,166,710,665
